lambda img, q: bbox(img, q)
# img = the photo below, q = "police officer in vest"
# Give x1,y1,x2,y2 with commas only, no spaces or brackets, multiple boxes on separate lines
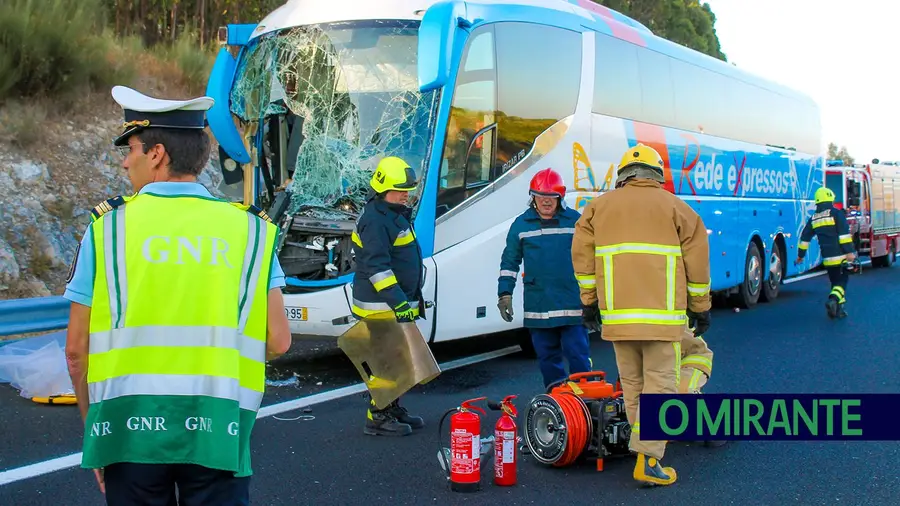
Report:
63,85,292,505
350,156,426,436
497,167,592,388
795,186,858,318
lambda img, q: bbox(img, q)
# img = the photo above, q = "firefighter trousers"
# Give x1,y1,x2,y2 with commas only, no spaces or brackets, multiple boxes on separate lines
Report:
612,339,681,461
826,265,848,304
679,325,713,394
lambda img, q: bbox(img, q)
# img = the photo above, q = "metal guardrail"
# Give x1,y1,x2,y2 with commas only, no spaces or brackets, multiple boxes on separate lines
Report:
0,296,69,337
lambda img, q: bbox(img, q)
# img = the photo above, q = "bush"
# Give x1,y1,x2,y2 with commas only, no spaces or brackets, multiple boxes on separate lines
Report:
152,30,217,96
0,0,136,104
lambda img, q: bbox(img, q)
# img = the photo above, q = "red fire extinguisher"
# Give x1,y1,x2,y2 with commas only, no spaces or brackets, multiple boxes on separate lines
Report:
439,397,487,493
493,395,518,486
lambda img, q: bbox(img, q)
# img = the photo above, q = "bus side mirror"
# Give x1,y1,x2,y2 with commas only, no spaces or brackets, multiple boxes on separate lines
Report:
418,1,468,92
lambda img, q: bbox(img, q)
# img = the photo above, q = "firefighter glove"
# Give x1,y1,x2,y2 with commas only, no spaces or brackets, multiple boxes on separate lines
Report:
582,302,601,333
497,294,513,322
394,301,416,323
687,309,711,337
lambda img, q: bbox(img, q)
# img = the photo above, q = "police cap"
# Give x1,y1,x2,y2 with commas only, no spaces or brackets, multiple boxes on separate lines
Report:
111,85,214,147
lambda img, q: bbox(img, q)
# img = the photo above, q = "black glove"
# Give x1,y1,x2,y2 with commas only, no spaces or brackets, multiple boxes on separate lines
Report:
582,302,601,333
687,309,710,337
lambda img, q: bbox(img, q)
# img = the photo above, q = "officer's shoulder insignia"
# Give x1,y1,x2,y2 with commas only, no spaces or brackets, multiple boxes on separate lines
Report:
229,202,272,223
90,196,126,221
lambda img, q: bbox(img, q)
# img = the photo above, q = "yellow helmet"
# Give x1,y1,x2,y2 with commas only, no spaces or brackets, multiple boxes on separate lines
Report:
815,187,836,204
370,156,417,194
616,143,665,184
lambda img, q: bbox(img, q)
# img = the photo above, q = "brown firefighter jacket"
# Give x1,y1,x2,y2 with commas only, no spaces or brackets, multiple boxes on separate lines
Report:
571,178,712,341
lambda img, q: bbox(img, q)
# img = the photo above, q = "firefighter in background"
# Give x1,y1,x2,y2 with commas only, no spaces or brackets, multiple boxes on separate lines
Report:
497,168,592,388
794,186,858,319
572,144,712,487
350,156,426,437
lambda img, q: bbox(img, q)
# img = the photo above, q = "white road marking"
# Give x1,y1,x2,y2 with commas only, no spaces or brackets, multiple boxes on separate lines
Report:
0,344,522,487
784,259,871,285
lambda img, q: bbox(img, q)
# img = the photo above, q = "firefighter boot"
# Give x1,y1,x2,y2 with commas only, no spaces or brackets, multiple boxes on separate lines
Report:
825,295,840,319
633,453,677,486
387,398,425,429
364,399,412,437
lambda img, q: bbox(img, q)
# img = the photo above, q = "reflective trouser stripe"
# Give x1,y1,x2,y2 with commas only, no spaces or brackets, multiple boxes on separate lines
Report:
673,341,682,386
824,255,846,266
831,285,845,303
523,309,583,319
600,310,687,326
370,269,398,291
839,234,853,244
575,274,596,288
88,374,264,411
681,354,712,371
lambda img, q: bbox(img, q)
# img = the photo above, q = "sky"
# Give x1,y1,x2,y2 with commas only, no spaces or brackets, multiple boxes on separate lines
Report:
703,0,900,164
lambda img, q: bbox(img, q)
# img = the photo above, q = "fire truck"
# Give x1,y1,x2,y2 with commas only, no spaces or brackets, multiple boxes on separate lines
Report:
824,159,900,267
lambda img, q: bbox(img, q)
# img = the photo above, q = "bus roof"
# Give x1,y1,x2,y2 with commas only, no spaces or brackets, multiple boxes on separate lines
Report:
248,0,816,107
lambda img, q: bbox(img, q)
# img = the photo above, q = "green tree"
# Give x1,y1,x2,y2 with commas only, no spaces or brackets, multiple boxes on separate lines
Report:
827,142,855,165
592,0,727,61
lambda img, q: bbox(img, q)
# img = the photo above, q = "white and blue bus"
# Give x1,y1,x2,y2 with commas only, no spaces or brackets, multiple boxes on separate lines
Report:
206,0,825,342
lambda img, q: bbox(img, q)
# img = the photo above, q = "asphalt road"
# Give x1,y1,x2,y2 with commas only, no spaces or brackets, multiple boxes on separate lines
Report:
2,264,900,505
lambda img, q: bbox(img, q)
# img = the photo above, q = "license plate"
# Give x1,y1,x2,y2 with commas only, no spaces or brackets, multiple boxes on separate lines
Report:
285,306,308,321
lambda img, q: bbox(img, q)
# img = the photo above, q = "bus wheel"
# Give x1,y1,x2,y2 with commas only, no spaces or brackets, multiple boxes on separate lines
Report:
760,241,783,302
730,242,762,309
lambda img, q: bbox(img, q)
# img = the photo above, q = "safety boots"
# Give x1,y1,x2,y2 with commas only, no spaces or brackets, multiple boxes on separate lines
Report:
825,296,847,319
633,453,677,486
364,398,424,437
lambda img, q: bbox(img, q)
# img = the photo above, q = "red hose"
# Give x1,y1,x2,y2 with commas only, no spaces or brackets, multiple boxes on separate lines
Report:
551,392,590,467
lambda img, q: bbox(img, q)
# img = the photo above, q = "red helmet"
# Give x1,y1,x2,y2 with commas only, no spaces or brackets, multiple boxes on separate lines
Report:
529,168,566,199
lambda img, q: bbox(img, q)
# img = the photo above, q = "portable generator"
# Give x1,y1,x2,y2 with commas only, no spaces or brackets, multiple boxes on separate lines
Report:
523,371,632,471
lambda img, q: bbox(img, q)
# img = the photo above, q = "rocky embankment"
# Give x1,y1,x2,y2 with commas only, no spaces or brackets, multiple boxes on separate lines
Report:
0,103,227,300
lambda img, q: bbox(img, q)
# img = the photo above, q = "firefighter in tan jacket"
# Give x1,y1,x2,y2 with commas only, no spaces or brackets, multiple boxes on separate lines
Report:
572,143,712,487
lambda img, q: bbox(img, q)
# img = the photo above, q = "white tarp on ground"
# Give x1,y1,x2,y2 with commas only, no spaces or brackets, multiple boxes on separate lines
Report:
0,331,74,399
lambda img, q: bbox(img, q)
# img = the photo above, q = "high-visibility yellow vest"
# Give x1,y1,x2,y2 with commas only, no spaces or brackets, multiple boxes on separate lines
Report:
82,192,278,477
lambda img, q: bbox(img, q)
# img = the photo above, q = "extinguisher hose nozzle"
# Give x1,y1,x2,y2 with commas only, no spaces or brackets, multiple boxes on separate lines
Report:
437,408,457,480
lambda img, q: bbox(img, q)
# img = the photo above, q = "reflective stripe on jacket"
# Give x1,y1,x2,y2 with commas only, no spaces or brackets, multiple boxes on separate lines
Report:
351,198,425,319
798,203,856,266
571,178,712,341
498,206,583,328
85,192,277,477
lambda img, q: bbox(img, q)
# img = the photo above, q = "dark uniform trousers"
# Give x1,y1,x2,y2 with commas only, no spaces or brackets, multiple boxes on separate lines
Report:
103,463,249,506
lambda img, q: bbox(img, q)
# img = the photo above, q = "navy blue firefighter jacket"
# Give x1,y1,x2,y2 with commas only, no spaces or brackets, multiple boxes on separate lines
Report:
350,197,425,319
497,206,584,328
798,202,857,267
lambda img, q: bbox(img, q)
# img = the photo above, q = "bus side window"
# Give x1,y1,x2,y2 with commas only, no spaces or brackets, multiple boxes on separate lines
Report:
436,25,497,218
492,22,581,176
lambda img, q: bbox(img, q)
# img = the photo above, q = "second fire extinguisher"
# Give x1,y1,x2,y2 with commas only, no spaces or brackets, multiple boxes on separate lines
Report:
492,395,518,486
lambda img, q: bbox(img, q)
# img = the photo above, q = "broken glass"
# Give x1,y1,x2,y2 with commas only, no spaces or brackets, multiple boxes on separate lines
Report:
231,20,439,219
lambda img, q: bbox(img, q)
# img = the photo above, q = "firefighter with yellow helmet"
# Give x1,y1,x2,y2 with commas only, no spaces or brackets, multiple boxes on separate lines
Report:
794,186,858,318
350,156,427,436
571,143,712,486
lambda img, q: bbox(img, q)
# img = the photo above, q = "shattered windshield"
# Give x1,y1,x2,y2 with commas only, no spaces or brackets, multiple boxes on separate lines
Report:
230,20,438,219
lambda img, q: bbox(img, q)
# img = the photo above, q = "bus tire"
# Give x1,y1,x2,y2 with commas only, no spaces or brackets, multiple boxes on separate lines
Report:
760,241,783,302
730,241,762,309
